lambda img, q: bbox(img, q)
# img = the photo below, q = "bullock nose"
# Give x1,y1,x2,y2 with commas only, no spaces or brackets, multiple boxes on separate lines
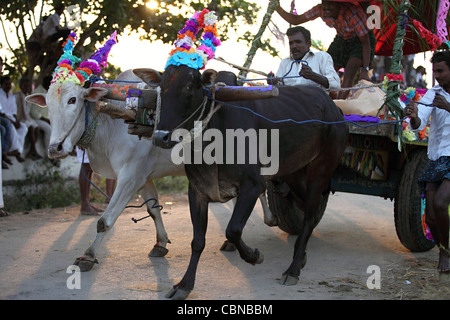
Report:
153,130,176,149
48,141,64,159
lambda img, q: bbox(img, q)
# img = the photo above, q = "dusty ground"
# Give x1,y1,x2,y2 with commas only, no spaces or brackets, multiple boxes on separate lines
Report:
0,192,448,300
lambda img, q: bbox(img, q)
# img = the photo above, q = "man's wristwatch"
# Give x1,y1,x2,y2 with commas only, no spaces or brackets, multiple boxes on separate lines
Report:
362,66,370,71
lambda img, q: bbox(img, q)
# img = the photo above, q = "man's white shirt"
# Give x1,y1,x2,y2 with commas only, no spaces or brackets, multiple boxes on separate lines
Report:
412,85,450,160
275,50,341,90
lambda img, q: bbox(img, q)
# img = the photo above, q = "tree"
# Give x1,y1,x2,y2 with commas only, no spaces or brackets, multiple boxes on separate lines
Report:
0,0,260,85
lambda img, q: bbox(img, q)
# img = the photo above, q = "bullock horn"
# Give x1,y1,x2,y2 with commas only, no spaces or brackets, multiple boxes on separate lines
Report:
51,31,117,86
166,9,221,70
214,85,279,101
51,32,83,85
76,31,117,84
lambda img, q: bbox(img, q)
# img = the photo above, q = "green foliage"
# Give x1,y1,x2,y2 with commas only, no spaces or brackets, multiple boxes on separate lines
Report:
154,176,189,194
3,160,188,212
239,31,279,58
4,161,80,212
311,39,327,52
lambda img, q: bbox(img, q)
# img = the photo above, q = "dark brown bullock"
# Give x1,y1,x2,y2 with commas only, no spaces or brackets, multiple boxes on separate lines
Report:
134,65,349,300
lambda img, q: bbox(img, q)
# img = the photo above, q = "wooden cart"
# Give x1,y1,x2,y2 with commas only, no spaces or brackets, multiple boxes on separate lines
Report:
266,120,434,252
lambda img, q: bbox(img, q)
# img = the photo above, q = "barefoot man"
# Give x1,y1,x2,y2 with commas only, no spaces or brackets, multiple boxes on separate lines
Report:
405,51,450,279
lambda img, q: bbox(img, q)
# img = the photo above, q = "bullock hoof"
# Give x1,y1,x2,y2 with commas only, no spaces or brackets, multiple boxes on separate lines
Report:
148,244,169,257
220,240,236,252
279,273,299,286
165,286,191,300
249,249,264,265
264,216,278,227
73,256,98,272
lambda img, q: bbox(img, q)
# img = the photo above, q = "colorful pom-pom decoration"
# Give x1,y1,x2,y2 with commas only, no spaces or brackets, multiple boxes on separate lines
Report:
52,31,117,86
166,8,221,70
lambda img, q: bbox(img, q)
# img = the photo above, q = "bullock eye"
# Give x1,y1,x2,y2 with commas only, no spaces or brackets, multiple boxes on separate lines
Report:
186,84,192,91
68,97,76,104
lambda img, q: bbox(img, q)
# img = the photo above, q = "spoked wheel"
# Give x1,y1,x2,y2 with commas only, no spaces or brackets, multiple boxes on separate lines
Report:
394,148,435,252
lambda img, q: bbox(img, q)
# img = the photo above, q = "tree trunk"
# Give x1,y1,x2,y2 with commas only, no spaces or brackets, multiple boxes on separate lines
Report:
238,1,278,79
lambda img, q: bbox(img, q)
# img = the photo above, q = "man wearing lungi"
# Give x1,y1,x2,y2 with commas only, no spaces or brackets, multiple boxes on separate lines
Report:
406,51,450,279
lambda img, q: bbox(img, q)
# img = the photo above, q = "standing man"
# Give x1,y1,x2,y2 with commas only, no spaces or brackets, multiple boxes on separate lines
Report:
275,26,340,90
405,51,450,278
42,5,71,44
274,0,375,98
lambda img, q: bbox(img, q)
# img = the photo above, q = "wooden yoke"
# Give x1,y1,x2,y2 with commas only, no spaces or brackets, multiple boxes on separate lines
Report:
94,83,279,140
92,83,160,139
214,85,279,101
96,101,136,121
91,83,158,108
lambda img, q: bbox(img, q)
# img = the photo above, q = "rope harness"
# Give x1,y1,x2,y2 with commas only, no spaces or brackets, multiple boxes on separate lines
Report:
76,101,98,149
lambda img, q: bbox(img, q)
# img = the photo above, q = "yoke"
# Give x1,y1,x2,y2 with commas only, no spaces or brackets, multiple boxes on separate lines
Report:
94,83,279,139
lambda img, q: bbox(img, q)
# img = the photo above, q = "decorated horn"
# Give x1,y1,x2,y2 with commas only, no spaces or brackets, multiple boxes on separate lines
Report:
166,9,221,70
51,31,117,86
51,32,83,85
76,30,117,83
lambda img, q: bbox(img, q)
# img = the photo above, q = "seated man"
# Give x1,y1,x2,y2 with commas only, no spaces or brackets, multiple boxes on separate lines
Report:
274,26,340,91
0,116,12,168
0,76,27,162
15,77,51,159
274,0,375,98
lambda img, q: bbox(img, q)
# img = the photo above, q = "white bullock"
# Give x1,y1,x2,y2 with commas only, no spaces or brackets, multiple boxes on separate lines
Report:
26,70,185,271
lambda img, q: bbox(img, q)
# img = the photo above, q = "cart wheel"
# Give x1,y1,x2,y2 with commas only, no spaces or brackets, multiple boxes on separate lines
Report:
394,148,435,252
266,181,329,235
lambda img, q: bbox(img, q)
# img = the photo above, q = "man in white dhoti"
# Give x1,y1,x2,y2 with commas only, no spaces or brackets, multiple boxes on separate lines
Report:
0,75,27,161
15,77,51,158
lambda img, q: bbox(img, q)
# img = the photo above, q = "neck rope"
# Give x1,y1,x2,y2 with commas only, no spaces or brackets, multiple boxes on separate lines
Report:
77,100,98,148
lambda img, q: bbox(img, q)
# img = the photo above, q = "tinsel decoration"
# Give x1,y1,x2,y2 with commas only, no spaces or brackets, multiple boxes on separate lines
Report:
382,0,410,120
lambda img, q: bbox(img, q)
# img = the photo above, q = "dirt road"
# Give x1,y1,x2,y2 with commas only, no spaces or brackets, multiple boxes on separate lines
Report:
0,192,448,300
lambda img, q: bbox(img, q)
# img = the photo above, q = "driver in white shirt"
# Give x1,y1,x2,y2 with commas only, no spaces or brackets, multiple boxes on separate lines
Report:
274,26,340,91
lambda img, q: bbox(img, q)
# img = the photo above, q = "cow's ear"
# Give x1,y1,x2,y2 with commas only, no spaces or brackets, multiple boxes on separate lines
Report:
25,93,47,108
132,68,162,86
202,69,218,88
84,87,108,102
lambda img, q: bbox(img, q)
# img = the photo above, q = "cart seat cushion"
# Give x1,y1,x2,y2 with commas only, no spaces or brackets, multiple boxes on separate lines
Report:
334,80,386,117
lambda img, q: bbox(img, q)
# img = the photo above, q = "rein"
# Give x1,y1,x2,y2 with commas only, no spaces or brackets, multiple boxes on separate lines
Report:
77,100,98,148
162,86,222,144
184,87,222,142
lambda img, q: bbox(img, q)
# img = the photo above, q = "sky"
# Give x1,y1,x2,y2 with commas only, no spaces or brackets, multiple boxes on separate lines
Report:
0,0,434,85
108,0,335,78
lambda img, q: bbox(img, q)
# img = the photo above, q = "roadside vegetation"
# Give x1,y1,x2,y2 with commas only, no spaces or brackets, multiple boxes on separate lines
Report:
4,161,188,213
